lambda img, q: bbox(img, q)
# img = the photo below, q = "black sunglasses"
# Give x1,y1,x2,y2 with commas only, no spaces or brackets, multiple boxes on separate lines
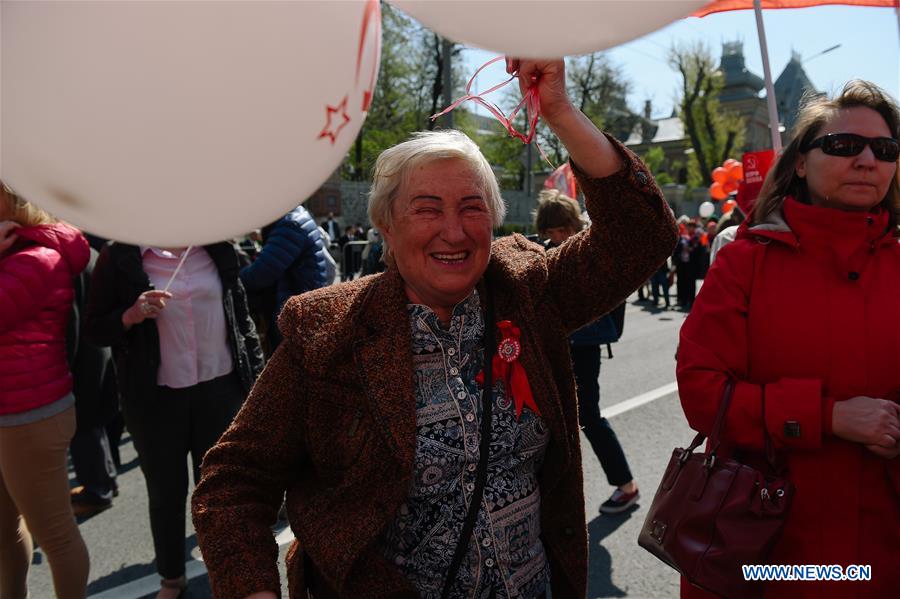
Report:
802,133,899,162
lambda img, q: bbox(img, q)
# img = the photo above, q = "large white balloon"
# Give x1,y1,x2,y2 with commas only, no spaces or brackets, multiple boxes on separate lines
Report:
2,0,380,246
698,201,716,219
389,0,707,58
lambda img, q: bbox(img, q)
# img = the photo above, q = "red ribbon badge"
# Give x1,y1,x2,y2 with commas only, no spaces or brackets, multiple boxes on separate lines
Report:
476,320,541,420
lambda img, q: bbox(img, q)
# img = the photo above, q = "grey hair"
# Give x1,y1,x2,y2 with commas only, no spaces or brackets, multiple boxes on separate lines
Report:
367,130,505,265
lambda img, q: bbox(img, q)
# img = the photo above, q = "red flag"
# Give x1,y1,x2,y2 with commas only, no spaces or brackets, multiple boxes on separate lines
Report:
737,149,776,215
543,162,577,200
694,0,896,17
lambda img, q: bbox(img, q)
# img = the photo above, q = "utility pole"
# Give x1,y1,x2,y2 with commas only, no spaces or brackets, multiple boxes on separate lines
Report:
524,118,533,199
441,38,453,129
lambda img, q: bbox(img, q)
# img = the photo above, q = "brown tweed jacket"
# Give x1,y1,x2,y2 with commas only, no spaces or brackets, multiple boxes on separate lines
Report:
192,140,677,598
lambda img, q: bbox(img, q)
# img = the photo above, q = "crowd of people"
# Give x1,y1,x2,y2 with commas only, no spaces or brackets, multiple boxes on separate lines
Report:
632,213,729,313
0,59,897,599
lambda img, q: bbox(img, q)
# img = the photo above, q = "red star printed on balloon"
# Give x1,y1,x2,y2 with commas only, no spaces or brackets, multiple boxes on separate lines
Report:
318,95,351,145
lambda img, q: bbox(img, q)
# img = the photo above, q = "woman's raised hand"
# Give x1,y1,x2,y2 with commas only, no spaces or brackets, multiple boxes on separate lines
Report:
832,395,900,459
121,289,173,329
505,58,573,126
504,57,622,178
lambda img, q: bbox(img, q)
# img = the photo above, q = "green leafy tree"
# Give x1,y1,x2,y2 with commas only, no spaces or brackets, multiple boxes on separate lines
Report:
347,4,467,181
669,42,745,187
472,112,532,190
642,146,674,185
533,52,634,166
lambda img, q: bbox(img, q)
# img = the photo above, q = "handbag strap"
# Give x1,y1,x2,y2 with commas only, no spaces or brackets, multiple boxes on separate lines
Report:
440,289,495,599
683,380,735,455
706,379,736,453
688,379,781,473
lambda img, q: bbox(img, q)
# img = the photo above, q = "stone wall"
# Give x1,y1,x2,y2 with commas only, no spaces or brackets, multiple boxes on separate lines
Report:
331,181,719,230
333,182,539,230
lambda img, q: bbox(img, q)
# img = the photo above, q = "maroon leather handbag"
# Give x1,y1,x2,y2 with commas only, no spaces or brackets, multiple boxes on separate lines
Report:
638,381,794,598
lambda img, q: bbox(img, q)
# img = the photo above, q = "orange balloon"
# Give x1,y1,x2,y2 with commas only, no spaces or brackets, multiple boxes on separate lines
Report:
710,182,728,200
723,199,737,214
712,167,729,184
723,158,740,170
727,163,744,181
722,179,738,194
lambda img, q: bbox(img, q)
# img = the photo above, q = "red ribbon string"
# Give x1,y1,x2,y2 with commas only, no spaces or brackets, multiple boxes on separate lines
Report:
355,0,381,111
431,57,554,168
476,320,541,420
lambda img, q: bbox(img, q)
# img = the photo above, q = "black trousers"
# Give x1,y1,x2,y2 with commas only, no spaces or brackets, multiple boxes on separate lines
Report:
71,357,120,498
69,425,117,499
123,371,245,578
675,263,696,309
570,345,633,487
650,269,670,307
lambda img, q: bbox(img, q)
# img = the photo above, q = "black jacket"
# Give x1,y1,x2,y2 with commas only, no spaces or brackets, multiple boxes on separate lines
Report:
67,247,118,426
84,243,264,405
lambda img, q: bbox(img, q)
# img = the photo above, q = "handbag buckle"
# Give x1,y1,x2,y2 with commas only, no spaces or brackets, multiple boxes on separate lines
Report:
703,454,716,470
649,520,667,544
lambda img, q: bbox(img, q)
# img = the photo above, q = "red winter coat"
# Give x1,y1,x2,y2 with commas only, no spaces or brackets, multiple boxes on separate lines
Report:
677,198,900,598
0,223,89,416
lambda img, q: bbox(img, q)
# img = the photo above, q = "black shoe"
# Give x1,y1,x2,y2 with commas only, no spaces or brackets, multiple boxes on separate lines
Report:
599,488,640,515
71,486,113,517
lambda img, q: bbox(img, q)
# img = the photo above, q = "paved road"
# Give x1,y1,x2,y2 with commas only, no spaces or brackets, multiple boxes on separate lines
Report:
27,294,695,598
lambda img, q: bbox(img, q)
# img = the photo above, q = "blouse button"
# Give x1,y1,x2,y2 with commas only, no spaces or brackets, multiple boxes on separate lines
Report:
457,391,467,400
485,558,495,567
467,463,477,472
447,348,456,356
465,413,475,422
466,483,475,492
449,367,459,376
482,537,492,547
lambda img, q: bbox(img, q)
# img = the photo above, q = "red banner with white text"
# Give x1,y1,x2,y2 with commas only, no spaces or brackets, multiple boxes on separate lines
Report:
737,149,776,215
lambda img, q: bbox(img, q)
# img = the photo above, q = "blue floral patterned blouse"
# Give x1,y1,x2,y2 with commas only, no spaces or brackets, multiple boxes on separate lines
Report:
375,290,551,598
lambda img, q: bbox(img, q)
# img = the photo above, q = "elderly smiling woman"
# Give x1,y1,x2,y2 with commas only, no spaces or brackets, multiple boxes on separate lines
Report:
192,58,678,599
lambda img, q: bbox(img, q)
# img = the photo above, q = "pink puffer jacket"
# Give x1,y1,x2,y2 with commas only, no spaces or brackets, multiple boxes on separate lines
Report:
0,223,89,416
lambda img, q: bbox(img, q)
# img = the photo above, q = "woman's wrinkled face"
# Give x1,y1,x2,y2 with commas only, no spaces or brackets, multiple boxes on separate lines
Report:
382,158,493,320
796,106,897,212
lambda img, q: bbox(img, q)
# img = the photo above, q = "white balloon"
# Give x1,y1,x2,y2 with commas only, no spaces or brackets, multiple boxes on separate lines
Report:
2,0,381,246
389,0,707,58
699,201,716,219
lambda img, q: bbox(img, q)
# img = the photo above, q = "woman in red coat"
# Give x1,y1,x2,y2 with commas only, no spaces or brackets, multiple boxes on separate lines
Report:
677,81,899,598
0,184,91,599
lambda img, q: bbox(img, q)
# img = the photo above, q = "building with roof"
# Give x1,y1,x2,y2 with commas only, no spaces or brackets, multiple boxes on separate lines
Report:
774,50,823,133
719,41,772,152
624,40,820,213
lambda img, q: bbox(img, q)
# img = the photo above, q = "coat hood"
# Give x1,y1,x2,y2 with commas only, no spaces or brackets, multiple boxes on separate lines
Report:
13,222,89,276
735,196,897,251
